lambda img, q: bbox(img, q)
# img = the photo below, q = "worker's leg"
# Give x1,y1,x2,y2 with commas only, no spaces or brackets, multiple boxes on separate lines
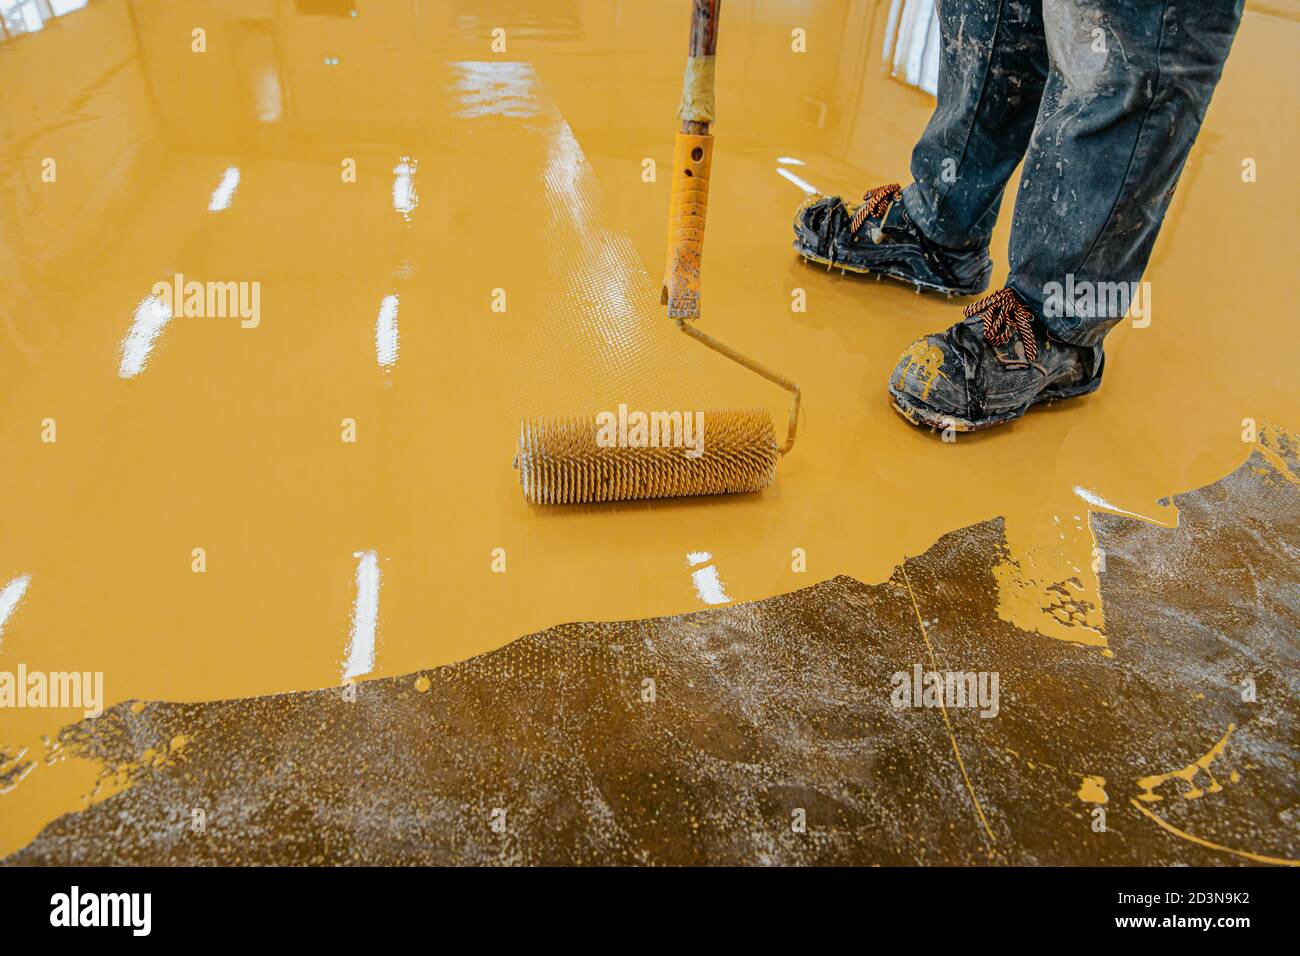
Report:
902,0,1049,251
888,0,1243,430
1006,0,1244,345
792,0,1047,294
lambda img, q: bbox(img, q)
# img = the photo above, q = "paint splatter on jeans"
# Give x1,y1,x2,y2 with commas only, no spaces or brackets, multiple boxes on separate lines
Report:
901,0,1243,346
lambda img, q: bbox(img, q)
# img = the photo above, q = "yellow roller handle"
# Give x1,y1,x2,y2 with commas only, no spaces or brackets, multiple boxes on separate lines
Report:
662,131,714,320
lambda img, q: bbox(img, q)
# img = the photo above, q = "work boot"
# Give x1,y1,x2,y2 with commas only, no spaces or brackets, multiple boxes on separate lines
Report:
888,287,1105,432
793,183,992,296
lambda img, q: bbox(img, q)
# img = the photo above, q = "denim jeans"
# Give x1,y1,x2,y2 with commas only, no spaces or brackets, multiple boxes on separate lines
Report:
900,0,1243,346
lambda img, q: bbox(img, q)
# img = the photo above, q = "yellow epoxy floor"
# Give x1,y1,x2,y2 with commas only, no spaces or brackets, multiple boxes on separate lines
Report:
0,0,1296,857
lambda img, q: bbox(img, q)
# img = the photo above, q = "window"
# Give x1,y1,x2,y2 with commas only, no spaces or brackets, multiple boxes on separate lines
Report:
1,0,89,41
883,0,941,96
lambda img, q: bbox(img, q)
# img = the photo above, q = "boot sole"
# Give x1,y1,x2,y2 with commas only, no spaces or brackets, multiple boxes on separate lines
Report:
794,244,989,298
887,376,1104,433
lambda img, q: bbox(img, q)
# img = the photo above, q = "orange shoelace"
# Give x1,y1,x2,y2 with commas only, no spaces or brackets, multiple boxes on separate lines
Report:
849,183,902,234
964,287,1038,362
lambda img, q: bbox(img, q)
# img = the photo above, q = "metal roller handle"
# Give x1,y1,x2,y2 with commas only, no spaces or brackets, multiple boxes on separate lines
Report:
677,320,801,456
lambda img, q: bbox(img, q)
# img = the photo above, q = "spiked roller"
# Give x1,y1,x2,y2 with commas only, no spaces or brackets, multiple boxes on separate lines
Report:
515,409,777,505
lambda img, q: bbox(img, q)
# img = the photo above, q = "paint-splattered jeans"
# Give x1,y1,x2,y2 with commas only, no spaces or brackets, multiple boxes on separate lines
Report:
901,0,1243,346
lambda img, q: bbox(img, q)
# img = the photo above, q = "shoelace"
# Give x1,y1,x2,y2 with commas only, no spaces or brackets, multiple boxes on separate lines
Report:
849,183,902,234
964,287,1038,362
